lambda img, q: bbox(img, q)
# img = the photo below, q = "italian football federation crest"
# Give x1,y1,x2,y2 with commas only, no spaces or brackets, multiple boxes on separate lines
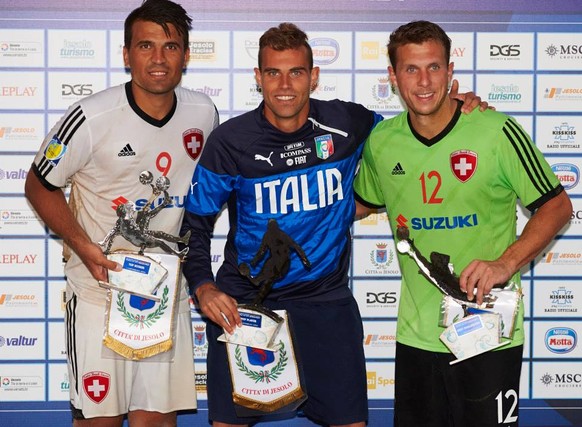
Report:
315,134,334,160
450,150,477,182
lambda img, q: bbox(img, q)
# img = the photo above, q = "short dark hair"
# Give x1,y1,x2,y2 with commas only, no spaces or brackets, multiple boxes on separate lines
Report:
124,0,192,50
258,22,313,70
388,20,451,69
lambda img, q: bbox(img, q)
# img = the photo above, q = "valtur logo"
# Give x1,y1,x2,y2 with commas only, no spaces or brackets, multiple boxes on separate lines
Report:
545,327,577,354
552,163,579,190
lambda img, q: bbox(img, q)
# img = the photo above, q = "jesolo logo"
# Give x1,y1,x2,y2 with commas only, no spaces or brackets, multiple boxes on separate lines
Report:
235,342,288,383
116,285,169,328
194,325,206,347
370,243,393,268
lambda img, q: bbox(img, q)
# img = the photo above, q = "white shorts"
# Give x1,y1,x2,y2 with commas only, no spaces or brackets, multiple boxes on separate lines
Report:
66,291,196,419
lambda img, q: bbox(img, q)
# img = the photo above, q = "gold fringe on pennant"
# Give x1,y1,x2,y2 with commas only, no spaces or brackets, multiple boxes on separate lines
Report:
232,387,305,413
103,335,173,360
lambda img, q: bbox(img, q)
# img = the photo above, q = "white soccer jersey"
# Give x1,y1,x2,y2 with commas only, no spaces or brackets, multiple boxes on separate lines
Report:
33,83,218,305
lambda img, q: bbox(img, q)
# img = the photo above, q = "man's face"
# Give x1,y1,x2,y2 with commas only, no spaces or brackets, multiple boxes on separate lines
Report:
254,46,320,133
389,40,453,121
123,20,189,104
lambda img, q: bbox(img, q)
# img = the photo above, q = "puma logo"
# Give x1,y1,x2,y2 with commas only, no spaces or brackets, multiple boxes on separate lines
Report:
255,152,274,167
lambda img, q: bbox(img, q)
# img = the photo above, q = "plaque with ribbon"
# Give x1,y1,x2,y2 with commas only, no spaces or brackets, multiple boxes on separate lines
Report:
103,252,181,360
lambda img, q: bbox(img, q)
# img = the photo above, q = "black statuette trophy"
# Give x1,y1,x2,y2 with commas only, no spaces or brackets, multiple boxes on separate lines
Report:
395,226,522,363
396,226,490,304
219,219,311,350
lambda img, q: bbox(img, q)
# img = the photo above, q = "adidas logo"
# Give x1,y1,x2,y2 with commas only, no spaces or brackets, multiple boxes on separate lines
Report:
391,163,405,175
118,143,136,157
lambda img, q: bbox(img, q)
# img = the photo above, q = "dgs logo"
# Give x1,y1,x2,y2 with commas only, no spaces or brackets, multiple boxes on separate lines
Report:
62,84,93,96
366,292,397,304
490,44,520,57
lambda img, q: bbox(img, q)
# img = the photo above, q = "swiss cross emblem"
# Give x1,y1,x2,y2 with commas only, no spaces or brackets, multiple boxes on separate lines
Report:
83,371,110,404
450,150,477,182
183,128,204,160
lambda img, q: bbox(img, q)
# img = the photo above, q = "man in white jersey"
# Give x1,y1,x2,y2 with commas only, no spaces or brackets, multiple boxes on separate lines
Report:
25,0,218,425
354,20,572,427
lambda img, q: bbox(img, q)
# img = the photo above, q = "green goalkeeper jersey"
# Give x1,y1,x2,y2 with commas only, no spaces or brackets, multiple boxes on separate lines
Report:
354,102,562,352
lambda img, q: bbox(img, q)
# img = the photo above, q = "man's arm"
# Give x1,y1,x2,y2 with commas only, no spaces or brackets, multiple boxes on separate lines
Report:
460,190,572,304
181,211,241,333
24,169,120,282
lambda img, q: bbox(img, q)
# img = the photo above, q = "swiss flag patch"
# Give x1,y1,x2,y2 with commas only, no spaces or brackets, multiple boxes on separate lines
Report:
83,371,110,404
183,128,204,160
450,150,477,182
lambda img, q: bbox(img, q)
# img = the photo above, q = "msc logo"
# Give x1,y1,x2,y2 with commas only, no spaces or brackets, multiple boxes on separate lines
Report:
62,84,93,96
366,292,397,304
490,45,520,57
546,44,582,57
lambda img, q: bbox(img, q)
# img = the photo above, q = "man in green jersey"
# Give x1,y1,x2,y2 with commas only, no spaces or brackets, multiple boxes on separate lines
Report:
354,20,572,427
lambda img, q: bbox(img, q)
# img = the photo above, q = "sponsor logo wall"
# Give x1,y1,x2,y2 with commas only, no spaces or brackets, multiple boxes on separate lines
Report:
1,1,581,426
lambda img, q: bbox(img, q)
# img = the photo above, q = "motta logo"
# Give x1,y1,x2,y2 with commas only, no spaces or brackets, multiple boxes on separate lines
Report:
545,327,577,354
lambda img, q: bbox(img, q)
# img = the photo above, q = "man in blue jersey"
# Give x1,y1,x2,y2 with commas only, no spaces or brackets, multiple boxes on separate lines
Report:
181,22,485,427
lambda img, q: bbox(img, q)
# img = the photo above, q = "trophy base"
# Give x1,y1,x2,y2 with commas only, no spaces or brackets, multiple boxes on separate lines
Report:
217,304,284,351
99,251,169,302
439,286,521,339
440,312,510,365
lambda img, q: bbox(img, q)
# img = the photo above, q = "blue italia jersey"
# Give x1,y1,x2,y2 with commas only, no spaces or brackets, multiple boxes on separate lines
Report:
183,99,382,302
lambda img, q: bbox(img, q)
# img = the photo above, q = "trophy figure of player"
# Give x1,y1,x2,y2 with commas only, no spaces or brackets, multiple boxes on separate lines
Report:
218,218,311,350
98,171,190,302
395,226,521,363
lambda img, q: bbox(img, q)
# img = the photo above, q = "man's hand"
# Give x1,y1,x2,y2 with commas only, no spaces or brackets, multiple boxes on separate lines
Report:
449,79,492,113
459,259,512,305
76,242,121,283
195,282,241,334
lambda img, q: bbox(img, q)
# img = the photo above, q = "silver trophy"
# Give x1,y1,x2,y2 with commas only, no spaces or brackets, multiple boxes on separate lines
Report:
219,219,311,350
97,171,190,301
